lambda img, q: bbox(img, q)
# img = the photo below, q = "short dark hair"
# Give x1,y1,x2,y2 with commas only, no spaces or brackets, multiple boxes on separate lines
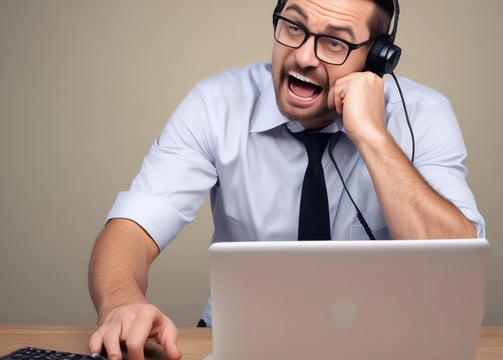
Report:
369,1,392,38
375,0,394,18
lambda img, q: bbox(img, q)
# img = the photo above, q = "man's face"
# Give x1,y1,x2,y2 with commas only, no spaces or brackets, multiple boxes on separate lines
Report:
272,0,375,129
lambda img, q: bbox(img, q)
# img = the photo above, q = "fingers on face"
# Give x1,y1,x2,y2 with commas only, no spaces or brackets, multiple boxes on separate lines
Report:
331,84,345,115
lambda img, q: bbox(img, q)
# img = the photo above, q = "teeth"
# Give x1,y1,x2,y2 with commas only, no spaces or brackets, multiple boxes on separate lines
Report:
290,72,317,86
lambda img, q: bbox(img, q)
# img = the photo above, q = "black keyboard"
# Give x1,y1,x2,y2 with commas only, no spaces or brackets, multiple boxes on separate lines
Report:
1,347,106,360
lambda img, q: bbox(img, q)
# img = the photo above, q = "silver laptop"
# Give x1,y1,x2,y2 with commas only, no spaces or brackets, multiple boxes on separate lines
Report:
208,239,489,360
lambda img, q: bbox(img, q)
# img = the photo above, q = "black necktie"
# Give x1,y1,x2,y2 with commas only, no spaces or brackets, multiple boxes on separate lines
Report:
290,131,340,240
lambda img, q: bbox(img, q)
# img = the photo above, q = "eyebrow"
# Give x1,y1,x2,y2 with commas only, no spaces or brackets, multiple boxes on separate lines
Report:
282,3,357,41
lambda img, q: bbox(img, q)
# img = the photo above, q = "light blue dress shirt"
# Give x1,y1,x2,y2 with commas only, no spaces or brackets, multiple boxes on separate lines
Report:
107,62,485,325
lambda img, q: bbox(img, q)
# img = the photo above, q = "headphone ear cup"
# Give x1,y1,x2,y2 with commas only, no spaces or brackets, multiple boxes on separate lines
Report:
365,35,402,77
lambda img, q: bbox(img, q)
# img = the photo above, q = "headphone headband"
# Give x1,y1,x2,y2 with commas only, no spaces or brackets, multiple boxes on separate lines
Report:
366,0,401,76
388,0,400,43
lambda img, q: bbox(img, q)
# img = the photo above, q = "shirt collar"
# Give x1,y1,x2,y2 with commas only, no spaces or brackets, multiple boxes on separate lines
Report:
286,116,344,134
249,81,288,133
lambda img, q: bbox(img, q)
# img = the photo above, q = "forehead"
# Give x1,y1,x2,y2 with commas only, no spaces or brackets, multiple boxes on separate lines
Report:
281,0,375,40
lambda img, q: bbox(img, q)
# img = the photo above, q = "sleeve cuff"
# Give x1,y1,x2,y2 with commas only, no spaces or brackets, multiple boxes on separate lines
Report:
106,191,191,250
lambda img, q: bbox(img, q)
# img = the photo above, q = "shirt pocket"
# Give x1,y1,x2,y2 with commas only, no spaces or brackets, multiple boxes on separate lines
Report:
350,224,391,240
348,208,390,240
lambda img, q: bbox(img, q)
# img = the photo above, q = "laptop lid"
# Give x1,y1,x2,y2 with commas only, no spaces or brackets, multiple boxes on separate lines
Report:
208,239,489,360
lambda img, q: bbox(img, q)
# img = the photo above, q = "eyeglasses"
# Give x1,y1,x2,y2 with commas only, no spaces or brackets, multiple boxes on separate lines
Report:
273,14,374,66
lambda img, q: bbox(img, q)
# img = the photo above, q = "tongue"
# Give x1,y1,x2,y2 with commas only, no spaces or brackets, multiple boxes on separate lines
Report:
289,77,320,98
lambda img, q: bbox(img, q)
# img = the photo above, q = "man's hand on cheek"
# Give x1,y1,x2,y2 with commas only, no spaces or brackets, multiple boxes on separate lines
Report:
329,72,387,146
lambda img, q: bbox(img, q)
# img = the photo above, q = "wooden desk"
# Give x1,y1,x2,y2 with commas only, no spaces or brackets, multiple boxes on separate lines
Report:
0,325,211,360
1,325,502,360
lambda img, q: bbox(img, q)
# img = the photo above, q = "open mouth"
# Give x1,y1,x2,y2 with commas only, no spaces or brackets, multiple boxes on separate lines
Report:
288,74,322,100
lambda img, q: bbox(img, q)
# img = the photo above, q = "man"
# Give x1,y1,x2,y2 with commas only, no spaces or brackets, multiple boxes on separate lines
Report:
88,0,485,359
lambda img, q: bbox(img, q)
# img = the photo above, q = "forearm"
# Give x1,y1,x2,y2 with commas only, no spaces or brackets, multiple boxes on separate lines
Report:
88,218,160,321
358,133,476,240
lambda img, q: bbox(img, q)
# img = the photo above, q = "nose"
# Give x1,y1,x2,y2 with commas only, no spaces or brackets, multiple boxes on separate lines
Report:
294,35,320,68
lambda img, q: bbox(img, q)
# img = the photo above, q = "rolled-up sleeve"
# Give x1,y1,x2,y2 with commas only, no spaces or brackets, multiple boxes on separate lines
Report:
106,86,218,250
392,80,485,238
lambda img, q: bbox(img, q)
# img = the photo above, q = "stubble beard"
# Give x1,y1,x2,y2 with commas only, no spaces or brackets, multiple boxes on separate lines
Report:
273,65,337,128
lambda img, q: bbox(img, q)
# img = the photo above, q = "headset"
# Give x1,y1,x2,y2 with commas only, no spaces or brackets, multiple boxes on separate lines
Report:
273,0,402,78
273,0,414,240
365,0,402,77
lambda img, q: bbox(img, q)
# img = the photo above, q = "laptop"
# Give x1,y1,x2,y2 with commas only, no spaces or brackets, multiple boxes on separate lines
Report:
208,239,489,360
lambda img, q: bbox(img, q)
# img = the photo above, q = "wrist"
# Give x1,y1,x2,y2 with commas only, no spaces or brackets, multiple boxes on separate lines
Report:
96,294,149,324
351,126,392,156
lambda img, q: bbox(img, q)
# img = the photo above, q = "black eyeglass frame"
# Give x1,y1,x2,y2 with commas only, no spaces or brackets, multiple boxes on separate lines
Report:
273,14,375,66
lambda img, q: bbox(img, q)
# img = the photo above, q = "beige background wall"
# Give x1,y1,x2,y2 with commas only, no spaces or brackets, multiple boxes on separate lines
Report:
0,0,501,327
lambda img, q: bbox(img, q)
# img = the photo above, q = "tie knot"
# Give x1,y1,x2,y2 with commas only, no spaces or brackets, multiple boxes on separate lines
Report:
291,131,333,163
